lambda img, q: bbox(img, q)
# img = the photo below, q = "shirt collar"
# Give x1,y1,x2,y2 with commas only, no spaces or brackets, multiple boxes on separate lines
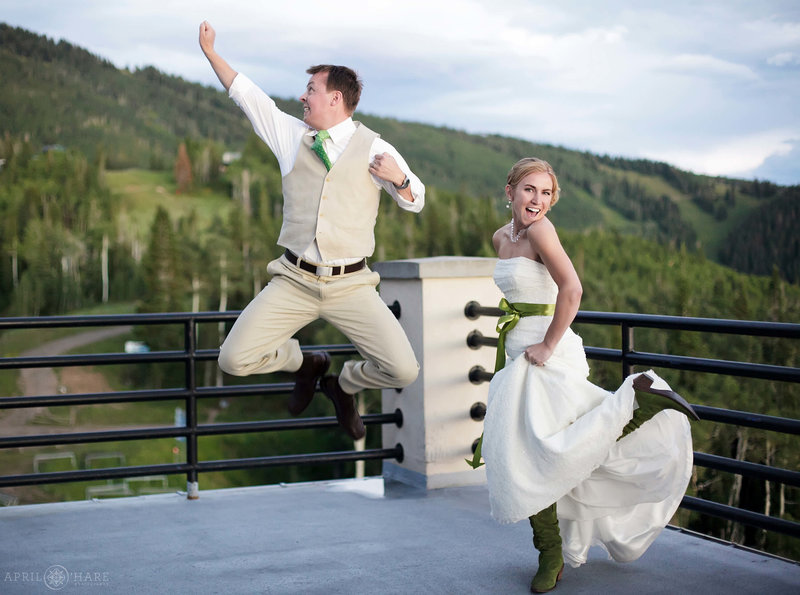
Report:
307,117,355,144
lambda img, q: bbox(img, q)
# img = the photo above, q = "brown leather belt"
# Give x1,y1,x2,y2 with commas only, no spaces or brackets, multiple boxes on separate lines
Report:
284,249,366,276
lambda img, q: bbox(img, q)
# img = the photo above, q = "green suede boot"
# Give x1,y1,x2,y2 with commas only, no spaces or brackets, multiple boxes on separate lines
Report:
618,372,700,440
529,503,564,593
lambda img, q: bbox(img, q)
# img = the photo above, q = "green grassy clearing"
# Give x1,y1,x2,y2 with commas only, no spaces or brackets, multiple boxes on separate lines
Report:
105,169,234,237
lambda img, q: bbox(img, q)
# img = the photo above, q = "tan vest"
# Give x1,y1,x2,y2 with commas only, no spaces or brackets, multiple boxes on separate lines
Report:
279,123,380,261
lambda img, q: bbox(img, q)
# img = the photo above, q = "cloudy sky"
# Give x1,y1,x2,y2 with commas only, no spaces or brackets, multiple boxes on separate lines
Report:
4,0,800,185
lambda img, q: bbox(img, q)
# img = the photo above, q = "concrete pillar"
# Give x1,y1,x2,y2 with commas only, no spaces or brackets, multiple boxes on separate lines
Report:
374,257,502,490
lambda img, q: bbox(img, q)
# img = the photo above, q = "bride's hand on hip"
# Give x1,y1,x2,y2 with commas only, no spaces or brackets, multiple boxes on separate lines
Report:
523,343,551,367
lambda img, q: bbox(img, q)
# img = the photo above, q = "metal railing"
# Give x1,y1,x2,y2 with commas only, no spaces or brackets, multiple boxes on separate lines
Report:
0,311,404,498
464,301,800,540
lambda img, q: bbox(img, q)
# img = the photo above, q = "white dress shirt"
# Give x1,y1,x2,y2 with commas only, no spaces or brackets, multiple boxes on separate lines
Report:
228,73,425,265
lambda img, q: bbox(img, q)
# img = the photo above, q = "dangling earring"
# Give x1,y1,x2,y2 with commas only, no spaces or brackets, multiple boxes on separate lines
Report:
506,201,511,209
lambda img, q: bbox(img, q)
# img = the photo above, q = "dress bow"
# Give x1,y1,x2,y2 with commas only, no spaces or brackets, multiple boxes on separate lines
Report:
494,298,555,372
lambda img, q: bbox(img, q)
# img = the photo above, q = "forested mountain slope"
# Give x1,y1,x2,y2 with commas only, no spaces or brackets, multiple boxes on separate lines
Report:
1,22,797,281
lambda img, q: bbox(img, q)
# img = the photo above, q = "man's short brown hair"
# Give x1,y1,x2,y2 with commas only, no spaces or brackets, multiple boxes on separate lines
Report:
306,64,363,114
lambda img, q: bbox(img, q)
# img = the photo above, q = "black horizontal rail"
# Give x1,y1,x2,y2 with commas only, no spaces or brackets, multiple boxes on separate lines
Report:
468,339,799,384
692,405,800,435
195,411,402,437
622,352,800,382
582,346,624,362
0,411,403,451
466,329,497,349
0,303,401,331
468,365,494,384
681,496,800,538
0,387,192,409
0,344,359,371
464,301,800,339
0,463,192,488
573,311,800,338
0,444,403,489
0,311,239,329
0,350,188,370
197,444,404,474
0,426,190,449
692,453,800,487
464,302,504,320
1,379,400,410
465,300,800,544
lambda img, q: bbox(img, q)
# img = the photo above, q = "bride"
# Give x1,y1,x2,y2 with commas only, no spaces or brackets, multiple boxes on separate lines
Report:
481,158,698,593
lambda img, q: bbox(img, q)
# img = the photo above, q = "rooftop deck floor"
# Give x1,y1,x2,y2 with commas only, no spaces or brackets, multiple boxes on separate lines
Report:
2,478,798,594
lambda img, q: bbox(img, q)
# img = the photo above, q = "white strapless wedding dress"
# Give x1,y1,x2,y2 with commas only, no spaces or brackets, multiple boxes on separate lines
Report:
483,257,693,567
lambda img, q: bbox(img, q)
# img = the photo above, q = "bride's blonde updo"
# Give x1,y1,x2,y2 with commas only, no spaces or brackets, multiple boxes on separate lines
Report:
506,158,561,206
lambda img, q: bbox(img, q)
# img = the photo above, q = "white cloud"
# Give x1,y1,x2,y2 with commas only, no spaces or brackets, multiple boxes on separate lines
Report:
659,54,758,80
767,52,800,66
643,131,796,178
744,16,800,50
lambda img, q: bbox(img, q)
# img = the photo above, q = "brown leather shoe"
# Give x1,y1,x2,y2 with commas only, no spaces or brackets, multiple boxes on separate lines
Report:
287,352,330,416
320,375,366,440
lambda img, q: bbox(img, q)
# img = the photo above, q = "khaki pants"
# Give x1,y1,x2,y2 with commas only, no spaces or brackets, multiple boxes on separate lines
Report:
218,254,419,394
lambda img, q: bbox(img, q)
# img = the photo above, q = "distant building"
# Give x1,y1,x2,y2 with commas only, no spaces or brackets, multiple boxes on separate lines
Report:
222,151,241,165
124,341,150,354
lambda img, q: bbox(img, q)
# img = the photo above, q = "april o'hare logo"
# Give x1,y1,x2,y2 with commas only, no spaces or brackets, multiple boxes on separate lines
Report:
44,565,69,591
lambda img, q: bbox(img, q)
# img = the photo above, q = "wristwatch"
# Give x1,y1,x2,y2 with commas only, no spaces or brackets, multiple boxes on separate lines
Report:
394,176,410,190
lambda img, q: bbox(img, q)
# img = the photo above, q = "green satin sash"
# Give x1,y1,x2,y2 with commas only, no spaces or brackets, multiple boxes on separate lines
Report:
466,298,555,470
494,298,556,373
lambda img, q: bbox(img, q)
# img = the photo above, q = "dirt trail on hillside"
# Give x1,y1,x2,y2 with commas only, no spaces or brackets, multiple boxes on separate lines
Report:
1,326,132,435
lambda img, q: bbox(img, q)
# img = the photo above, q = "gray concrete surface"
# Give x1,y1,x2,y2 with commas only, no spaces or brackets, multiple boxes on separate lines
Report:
1,478,798,594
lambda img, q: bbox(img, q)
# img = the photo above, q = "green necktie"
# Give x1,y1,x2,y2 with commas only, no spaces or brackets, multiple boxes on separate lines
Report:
311,130,332,171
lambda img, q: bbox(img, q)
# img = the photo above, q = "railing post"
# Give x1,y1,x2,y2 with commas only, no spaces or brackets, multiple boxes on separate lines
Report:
184,318,199,499
374,257,501,490
621,323,634,381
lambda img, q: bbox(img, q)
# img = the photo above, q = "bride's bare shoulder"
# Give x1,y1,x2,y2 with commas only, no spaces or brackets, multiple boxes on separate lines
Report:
492,224,510,251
